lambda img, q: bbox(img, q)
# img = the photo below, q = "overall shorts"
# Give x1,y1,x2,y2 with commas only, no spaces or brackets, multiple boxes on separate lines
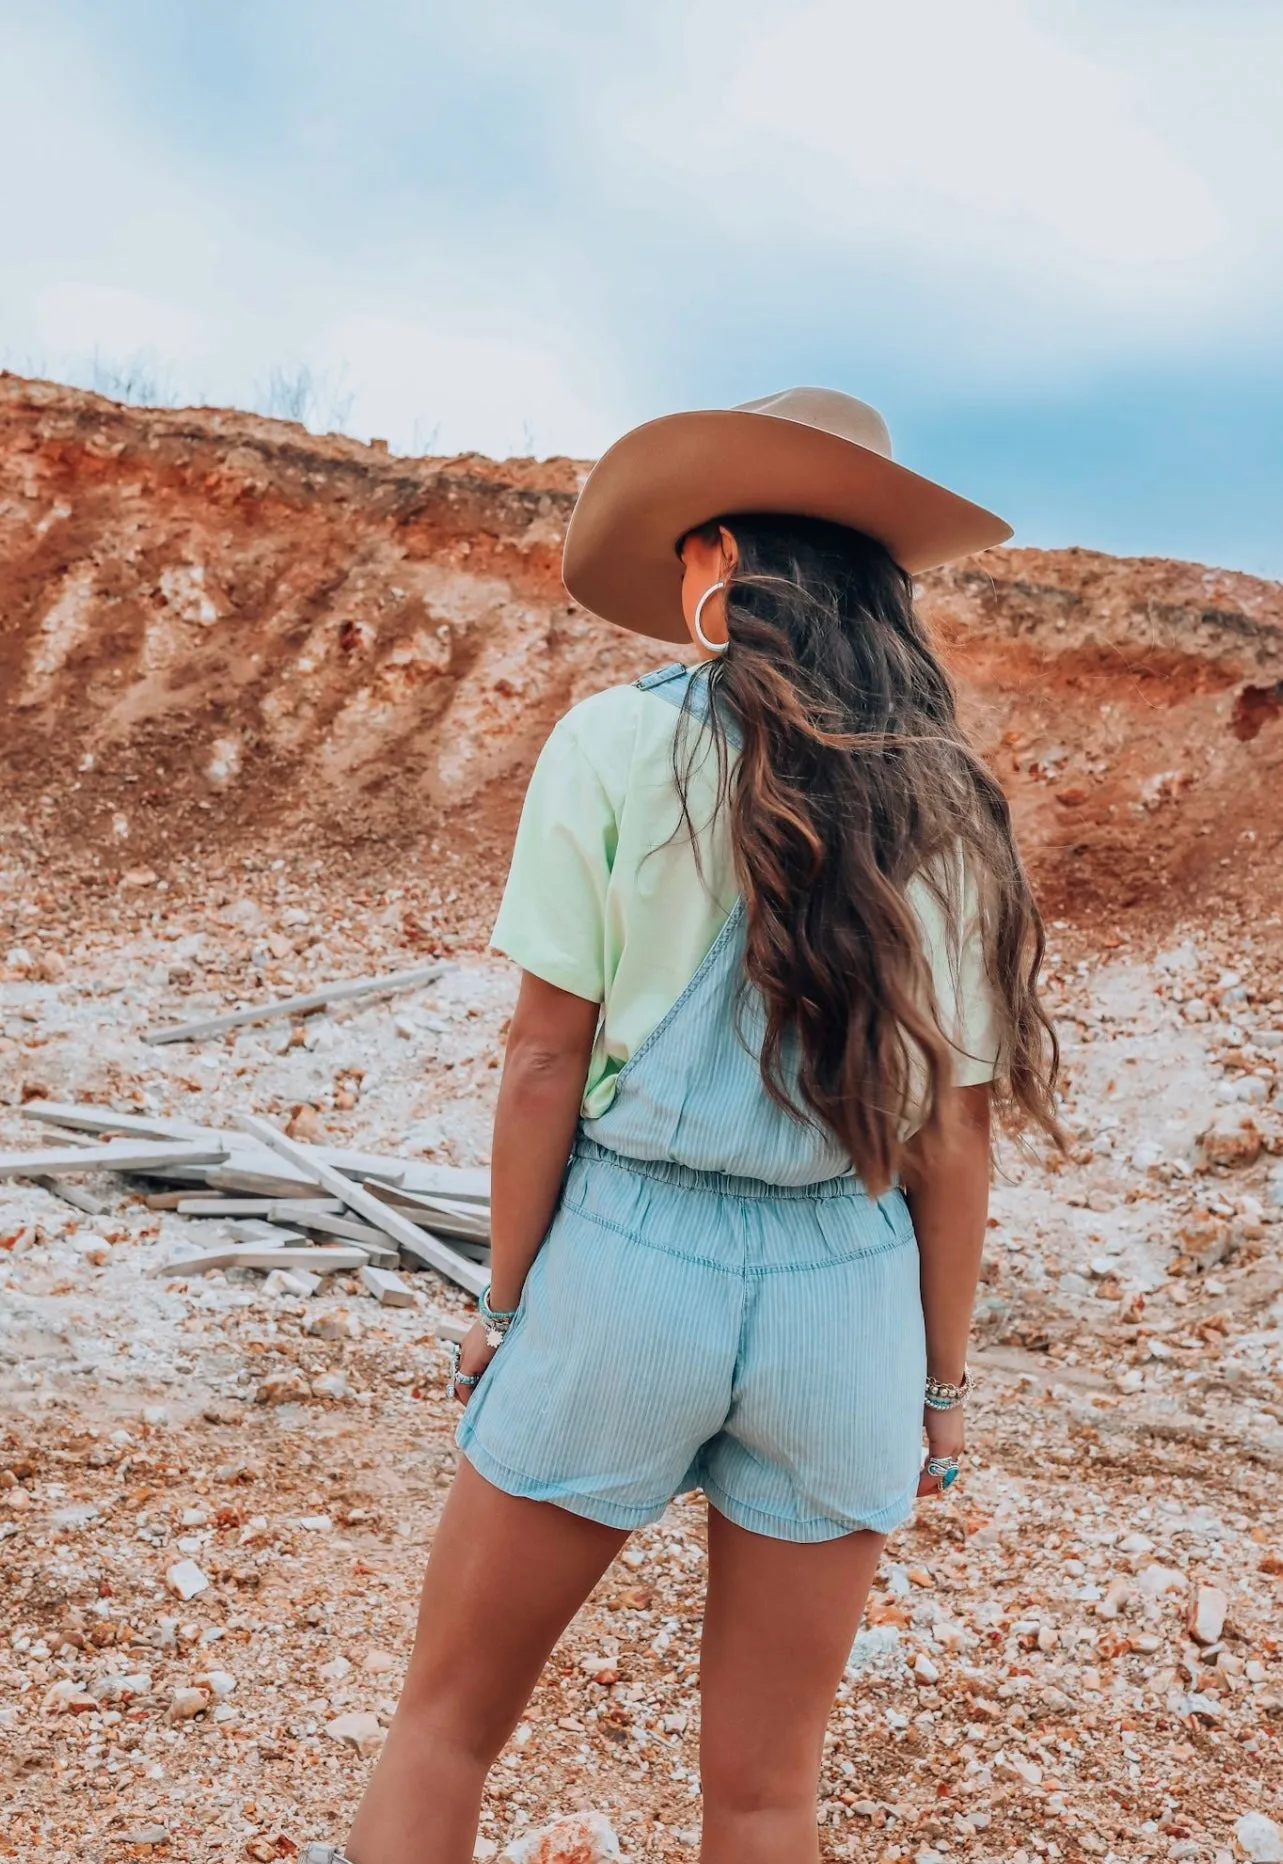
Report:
457,665,926,1542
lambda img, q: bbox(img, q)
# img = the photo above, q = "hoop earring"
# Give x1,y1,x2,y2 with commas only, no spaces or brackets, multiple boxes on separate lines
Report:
693,579,729,655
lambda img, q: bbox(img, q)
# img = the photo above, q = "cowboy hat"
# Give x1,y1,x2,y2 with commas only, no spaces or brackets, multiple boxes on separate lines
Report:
562,386,1012,643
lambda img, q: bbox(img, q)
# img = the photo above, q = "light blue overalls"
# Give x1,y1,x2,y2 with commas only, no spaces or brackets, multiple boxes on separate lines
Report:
457,664,926,1541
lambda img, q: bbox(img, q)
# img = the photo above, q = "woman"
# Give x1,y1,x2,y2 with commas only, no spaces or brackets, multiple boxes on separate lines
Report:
316,387,1059,1864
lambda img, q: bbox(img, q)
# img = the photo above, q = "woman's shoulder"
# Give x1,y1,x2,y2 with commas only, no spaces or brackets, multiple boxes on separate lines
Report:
553,664,692,761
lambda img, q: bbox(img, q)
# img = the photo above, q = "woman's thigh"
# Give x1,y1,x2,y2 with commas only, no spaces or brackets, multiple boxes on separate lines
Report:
699,1505,885,1804
402,1459,630,1753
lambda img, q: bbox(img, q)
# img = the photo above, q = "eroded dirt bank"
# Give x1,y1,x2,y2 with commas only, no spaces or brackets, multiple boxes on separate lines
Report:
3,372,1282,937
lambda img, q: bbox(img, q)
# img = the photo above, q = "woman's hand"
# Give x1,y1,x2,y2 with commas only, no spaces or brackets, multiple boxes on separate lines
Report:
916,1404,965,1498
450,1320,498,1406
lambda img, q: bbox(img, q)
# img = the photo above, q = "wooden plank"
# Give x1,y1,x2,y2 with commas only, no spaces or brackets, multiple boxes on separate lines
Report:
23,1103,484,1202
154,1242,368,1277
422,1310,470,1344
33,1176,107,1215
268,1267,321,1297
360,1265,416,1307
225,1245,368,1272
22,1102,217,1142
227,1219,308,1245
176,1197,277,1217
152,1247,238,1278
0,1141,228,1180
24,1099,481,1183
203,1165,335,1198
269,1203,399,1260
392,1166,490,1203
432,1239,489,1264
365,1181,491,1242
235,1114,486,1298
142,963,446,1046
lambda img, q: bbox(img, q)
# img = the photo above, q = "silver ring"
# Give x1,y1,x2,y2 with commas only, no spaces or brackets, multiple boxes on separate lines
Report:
445,1342,480,1398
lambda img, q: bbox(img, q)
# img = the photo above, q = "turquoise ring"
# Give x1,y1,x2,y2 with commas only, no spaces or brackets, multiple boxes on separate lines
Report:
925,1454,961,1489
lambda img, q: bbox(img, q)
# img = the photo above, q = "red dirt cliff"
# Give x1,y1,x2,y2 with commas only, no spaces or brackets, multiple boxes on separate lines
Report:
3,372,1281,934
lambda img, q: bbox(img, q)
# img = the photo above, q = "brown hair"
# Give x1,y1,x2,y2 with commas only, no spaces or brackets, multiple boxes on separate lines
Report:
673,512,1060,1191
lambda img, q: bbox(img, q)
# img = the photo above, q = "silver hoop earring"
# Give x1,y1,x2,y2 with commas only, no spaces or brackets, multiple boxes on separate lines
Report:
693,579,728,655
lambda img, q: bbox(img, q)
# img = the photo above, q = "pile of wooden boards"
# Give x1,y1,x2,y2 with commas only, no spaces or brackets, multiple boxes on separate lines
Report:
4,1100,492,1308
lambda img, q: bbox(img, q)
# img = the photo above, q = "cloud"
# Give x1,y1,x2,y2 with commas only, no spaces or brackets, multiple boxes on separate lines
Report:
603,0,1268,363
0,0,1280,565
314,315,622,458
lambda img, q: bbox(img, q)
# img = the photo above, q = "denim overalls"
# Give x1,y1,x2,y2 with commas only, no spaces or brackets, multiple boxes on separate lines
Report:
457,665,926,1541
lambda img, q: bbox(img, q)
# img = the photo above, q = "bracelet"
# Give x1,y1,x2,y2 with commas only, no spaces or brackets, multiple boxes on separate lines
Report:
479,1285,520,1349
924,1367,971,1411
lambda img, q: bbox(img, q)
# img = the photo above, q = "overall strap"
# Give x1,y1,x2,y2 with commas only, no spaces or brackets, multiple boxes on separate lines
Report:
636,661,734,738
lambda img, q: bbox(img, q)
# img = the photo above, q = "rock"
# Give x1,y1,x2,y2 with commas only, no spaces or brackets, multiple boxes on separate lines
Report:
364,1649,397,1674
169,1685,211,1722
319,1655,352,1684
119,1829,169,1849
1198,1108,1262,1169
308,1308,362,1342
1236,1813,1283,1862
913,1652,941,1685
42,1679,99,1714
1137,1563,1185,1598
502,1813,622,1862
1188,1584,1229,1645
286,1103,322,1140
93,1670,152,1701
846,1625,908,1679
69,1233,112,1266
166,1558,210,1601
255,1371,312,1405
1096,1577,1134,1619
200,1669,237,1697
324,1709,385,1758
311,1371,350,1400
578,1653,616,1677
51,1500,100,1528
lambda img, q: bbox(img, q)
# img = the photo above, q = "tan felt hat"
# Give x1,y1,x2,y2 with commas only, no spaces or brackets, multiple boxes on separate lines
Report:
562,386,1013,643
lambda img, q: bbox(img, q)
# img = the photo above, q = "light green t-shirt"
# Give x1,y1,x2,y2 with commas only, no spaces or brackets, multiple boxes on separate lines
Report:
490,674,1001,1123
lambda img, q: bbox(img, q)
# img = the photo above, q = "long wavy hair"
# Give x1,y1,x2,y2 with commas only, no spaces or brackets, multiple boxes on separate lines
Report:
672,512,1060,1191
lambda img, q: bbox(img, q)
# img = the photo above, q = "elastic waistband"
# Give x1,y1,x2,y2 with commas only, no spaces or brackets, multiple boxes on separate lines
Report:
570,1133,872,1201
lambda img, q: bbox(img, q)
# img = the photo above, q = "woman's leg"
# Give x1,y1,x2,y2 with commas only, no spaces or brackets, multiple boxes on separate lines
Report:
346,1459,629,1864
698,1507,886,1864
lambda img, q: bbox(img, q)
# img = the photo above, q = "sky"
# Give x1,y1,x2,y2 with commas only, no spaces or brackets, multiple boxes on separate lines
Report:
2,0,1281,574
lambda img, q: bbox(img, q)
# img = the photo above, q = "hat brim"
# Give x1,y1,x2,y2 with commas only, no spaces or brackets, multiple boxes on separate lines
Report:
562,408,1013,642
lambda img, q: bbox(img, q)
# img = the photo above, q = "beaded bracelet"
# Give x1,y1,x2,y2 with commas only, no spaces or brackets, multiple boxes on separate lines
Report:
924,1367,971,1411
479,1285,520,1349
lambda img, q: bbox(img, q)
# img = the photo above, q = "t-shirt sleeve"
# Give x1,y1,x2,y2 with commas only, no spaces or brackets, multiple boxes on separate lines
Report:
489,716,617,1002
913,853,1003,1088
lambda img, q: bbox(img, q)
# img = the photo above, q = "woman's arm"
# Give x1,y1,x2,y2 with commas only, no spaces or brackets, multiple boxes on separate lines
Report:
487,971,601,1310
900,1081,992,1491
452,970,599,1400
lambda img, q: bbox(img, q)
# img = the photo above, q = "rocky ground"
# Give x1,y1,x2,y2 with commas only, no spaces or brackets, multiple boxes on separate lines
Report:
2,857,1282,1864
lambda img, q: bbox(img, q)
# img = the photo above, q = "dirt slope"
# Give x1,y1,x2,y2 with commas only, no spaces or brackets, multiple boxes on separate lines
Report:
3,372,1281,932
